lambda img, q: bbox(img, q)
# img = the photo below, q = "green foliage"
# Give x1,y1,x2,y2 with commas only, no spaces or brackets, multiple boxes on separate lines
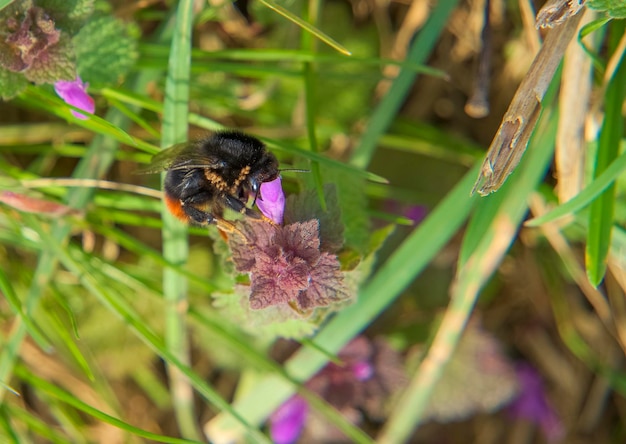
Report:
37,0,94,32
0,68,27,100
585,19,626,285
74,15,138,86
284,184,344,252
23,34,75,83
4,0,626,442
0,0,133,99
588,0,626,17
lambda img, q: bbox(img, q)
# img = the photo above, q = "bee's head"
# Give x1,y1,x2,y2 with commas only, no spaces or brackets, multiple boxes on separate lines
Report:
245,151,279,205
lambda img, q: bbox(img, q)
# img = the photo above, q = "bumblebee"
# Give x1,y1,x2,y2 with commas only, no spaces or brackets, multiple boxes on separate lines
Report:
142,131,279,229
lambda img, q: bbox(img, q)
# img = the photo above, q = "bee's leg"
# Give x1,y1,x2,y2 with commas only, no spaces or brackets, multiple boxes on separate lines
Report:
223,195,255,216
174,193,212,225
179,201,243,237
180,203,215,225
222,195,277,225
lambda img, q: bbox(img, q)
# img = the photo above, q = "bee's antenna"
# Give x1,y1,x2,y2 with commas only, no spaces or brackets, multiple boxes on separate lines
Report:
279,168,310,173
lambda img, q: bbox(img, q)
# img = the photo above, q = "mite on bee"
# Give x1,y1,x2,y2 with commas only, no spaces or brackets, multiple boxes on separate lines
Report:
141,131,279,229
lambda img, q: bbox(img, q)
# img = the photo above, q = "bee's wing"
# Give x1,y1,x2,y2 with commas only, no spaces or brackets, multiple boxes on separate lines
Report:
136,141,224,174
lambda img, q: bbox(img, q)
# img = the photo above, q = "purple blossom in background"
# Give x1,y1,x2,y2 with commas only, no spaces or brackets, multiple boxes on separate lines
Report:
257,177,285,224
508,362,564,443
269,337,405,443
351,361,374,381
381,200,428,226
404,204,428,225
270,395,309,444
54,76,95,119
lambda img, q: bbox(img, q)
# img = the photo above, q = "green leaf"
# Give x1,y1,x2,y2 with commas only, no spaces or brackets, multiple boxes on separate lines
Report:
284,184,344,253
0,0,17,13
37,0,94,32
212,287,320,340
588,0,626,17
24,35,75,83
0,67,27,99
525,145,626,227
14,366,202,444
318,170,371,255
586,20,626,285
257,0,351,55
74,15,138,86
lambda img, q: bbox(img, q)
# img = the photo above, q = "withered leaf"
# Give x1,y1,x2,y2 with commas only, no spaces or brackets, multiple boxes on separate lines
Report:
275,219,321,265
296,252,349,310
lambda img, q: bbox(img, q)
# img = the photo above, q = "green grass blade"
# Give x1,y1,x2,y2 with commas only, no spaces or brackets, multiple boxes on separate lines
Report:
525,142,626,227
14,366,202,444
257,0,351,55
349,0,460,169
2,403,72,444
0,0,14,11
15,87,159,154
84,223,223,293
159,0,197,439
0,268,50,349
301,0,326,210
0,16,175,405
140,44,446,75
106,96,161,139
586,20,626,286
21,214,270,443
0,110,132,404
0,405,20,444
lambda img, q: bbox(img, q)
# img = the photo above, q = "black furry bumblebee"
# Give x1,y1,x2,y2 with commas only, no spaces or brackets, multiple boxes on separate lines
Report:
142,131,279,228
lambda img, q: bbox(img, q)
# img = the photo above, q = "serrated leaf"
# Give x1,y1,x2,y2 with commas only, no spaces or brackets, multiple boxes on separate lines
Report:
588,0,626,17
284,184,344,253
0,67,27,99
37,0,94,32
24,34,75,83
212,286,319,340
74,15,138,86
296,252,349,309
0,2,68,76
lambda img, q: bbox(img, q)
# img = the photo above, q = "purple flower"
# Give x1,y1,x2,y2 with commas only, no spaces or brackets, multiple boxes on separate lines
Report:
351,361,374,381
508,363,564,442
404,205,427,225
54,76,95,120
269,395,309,444
257,177,285,225
269,337,405,442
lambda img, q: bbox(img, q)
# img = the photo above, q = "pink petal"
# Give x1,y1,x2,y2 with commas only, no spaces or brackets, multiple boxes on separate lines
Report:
351,361,374,381
257,177,285,224
54,76,95,120
508,363,564,443
270,395,309,444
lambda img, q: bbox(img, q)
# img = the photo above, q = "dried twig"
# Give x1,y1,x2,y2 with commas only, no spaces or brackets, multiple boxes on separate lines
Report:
472,9,585,195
